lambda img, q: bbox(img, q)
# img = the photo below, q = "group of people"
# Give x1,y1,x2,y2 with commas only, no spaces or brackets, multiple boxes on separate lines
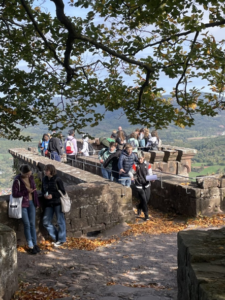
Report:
12,164,66,254
97,126,159,221
12,126,159,254
38,130,90,162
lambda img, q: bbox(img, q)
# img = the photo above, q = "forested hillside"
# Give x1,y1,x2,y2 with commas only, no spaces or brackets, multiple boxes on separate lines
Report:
1,106,225,189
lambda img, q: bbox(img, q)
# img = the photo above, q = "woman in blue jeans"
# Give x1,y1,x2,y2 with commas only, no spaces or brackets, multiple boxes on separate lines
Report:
42,164,66,246
12,164,40,254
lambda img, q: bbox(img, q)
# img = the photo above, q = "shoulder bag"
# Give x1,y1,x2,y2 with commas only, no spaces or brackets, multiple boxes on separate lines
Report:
56,181,71,213
9,179,23,219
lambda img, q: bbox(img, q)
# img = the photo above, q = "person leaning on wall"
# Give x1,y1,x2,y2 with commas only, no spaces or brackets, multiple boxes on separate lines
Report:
12,164,40,254
42,164,67,247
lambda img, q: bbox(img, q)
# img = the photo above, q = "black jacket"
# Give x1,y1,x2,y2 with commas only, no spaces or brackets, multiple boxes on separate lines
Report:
48,137,62,155
103,149,121,179
42,175,65,206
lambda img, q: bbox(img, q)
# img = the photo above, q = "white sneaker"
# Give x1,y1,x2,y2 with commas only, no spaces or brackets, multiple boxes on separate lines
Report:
54,242,64,247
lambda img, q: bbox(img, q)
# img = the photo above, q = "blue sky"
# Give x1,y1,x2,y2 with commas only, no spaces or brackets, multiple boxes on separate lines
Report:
30,0,224,95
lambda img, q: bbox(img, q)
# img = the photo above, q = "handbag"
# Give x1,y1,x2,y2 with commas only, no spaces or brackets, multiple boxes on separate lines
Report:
8,179,23,219
57,189,71,213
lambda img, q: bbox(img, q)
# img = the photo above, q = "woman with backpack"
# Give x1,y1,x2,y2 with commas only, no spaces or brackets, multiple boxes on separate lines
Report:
12,164,40,254
42,164,67,247
128,151,153,221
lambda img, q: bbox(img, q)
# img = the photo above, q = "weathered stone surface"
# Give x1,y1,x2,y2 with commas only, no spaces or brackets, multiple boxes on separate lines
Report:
178,228,225,300
196,175,220,189
0,223,18,300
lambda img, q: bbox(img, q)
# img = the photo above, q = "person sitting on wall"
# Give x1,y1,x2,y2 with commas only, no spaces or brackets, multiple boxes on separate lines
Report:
98,142,117,180
128,151,153,221
146,130,161,151
118,143,138,187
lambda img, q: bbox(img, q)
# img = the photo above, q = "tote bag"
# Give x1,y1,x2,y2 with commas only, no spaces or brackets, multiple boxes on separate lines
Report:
57,190,71,213
9,180,23,219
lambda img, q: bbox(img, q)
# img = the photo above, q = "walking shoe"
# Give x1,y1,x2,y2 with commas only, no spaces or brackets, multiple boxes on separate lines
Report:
34,245,41,253
144,216,150,221
54,241,64,247
27,247,37,255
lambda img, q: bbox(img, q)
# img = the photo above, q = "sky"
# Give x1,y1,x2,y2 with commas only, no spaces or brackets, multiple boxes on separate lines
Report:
28,0,225,95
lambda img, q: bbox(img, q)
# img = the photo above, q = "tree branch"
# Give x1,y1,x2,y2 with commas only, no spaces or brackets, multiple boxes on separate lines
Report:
137,70,151,110
175,31,199,105
20,0,78,82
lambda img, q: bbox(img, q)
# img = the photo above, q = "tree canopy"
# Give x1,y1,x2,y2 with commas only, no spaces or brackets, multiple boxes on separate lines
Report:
1,0,225,140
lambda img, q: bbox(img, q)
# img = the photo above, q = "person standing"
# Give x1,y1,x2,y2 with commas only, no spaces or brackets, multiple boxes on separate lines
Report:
12,164,40,254
40,133,50,156
79,134,89,156
48,135,63,162
103,148,122,183
42,164,66,247
116,130,126,150
64,129,77,165
98,142,116,180
127,132,139,154
118,143,137,187
128,151,153,221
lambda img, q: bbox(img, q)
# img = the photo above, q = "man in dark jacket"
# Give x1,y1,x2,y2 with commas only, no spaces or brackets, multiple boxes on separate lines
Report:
103,149,122,182
48,135,63,162
118,143,137,187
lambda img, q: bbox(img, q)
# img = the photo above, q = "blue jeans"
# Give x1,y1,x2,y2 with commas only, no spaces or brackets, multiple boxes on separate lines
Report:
101,167,113,181
22,200,37,248
51,151,61,162
119,176,131,187
43,205,66,243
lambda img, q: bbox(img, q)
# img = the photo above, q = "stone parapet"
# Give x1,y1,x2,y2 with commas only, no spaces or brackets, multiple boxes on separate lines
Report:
0,223,18,300
4,148,135,243
177,227,225,300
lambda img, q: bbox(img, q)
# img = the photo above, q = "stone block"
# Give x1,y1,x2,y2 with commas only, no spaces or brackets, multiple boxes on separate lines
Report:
80,205,98,218
177,228,225,300
163,150,178,162
149,151,164,163
196,176,220,189
0,223,18,300
95,214,111,225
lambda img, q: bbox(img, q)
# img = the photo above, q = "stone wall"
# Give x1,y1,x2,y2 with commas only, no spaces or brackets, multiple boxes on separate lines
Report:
2,148,135,244
71,153,225,217
76,140,197,176
177,227,225,300
0,224,18,300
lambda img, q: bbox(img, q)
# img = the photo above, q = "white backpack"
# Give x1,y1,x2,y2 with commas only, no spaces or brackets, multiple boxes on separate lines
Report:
66,139,74,154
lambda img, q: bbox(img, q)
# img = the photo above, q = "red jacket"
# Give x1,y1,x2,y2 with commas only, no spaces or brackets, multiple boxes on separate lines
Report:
12,174,40,208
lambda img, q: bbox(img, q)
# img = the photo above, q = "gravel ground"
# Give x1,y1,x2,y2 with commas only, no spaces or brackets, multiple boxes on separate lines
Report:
17,229,178,300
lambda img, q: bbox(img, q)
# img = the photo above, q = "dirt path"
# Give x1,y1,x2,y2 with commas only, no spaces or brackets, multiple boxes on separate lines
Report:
17,231,178,300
